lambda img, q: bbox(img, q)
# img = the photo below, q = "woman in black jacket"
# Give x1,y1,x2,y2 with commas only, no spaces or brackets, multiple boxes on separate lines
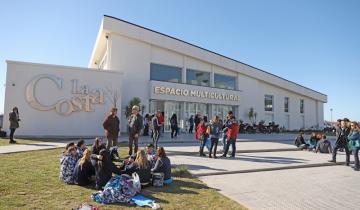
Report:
74,149,95,186
91,149,122,189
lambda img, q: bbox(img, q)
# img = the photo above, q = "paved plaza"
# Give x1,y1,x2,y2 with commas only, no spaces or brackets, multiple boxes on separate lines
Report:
0,133,359,210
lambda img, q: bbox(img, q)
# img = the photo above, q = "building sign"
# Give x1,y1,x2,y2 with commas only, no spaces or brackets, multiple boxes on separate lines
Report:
154,86,240,101
25,74,105,116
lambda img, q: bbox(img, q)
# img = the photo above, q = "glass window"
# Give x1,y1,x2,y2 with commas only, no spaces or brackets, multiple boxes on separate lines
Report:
214,73,236,90
300,99,305,114
186,69,210,86
284,97,289,113
150,63,182,83
265,95,274,112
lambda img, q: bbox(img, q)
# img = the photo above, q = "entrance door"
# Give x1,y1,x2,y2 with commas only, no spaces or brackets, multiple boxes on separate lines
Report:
164,101,182,132
285,115,290,130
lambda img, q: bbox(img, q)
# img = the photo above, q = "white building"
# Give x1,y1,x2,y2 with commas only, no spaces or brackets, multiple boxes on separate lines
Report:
2,15,327,137
89,15,327,132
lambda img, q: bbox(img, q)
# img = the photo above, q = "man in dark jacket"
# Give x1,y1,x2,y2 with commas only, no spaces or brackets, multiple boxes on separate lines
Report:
9,107,20,144
103,107,120,150
329,118,351,164
128,105,143,156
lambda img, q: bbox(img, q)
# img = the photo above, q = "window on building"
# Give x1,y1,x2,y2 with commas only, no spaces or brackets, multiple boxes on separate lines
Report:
186,69,210,86
265,95,274,112
214,73,236,90
150,63,182,83
300,99,305,114
284,97,289,113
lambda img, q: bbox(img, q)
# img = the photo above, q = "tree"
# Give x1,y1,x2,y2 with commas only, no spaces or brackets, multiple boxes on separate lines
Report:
125,97,142,118
105,86,121,108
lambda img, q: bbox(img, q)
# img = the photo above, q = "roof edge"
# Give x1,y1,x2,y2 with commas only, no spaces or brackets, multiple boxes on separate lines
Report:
103,15,327,99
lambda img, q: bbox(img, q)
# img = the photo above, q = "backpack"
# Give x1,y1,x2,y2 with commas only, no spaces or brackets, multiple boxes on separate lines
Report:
152,172,164,187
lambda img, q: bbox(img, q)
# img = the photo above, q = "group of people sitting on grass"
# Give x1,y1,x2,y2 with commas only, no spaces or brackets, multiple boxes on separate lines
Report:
59,138,173,190
195,111,239,158
294,132,332,153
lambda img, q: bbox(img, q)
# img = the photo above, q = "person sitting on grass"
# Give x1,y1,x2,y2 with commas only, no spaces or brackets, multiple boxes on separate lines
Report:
91,149,122,189
146,143,156,166
91,137,103,155
306,132,318,151
196,119,207,157
151,147,172,185
76,139,87,158
294,132,308,150
59,146,79,184
315,135,333,154
120,150,152,186
73,149,95,186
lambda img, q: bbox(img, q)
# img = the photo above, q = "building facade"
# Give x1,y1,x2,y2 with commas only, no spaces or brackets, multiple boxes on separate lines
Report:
2,15,327,137
89,15,327,132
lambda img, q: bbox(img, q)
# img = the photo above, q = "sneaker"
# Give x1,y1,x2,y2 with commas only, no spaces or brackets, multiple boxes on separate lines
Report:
328,160,336,163
213,156,217,159
221,155,226,158
230,156,235,159
346,162,350,166
209,155,212,158
9,140,16,144
354,168,360,171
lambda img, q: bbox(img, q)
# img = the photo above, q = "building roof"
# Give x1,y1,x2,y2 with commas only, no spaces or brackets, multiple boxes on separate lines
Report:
89,15,327,102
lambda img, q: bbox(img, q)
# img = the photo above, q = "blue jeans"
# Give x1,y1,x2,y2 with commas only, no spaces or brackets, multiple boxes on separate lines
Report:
224,138,236,157
222,134,227,151
354,147,360,169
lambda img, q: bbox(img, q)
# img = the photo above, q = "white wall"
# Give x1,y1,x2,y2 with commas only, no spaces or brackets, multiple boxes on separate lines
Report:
3,61,122,137
107,33,325,130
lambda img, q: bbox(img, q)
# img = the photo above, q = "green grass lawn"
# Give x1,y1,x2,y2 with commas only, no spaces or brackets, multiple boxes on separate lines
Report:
0,146,247,210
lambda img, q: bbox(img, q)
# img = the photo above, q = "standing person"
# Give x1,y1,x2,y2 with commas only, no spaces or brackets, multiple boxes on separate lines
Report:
188,115,194,133
222,111,234,152
196,119,207,156
158,111,165,136
102,107,120,150
170,114,178,139
128,105,143,156
222,115,239,158
143,114,150,136
9,107,20,144
151,111,162,149
207,115,222,158
194,114,201,132
329,118,351,165
348,122,360,171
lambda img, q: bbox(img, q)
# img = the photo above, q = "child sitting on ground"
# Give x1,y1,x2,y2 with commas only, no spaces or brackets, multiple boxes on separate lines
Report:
316,135,332,154
59,145,79,184
294,132,308,150
306,132,318,151
146,143,156,167
76,139,87,158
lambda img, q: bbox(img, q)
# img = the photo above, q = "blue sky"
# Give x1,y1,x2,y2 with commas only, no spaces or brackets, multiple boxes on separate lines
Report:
0,0,359,121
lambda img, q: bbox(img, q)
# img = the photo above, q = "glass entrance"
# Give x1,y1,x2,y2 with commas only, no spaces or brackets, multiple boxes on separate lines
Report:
211,104,235,122
164,101,182,131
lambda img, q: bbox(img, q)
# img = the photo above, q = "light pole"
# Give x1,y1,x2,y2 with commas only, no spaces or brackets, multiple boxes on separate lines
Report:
330,108,333,123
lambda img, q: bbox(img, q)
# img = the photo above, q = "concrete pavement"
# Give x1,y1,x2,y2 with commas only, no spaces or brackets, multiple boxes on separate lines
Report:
201,166,360,210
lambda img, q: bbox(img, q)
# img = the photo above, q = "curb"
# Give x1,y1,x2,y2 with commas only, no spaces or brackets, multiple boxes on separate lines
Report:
193,162,353,177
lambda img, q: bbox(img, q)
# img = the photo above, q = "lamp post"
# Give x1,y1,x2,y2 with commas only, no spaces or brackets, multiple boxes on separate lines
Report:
330,108,333,123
